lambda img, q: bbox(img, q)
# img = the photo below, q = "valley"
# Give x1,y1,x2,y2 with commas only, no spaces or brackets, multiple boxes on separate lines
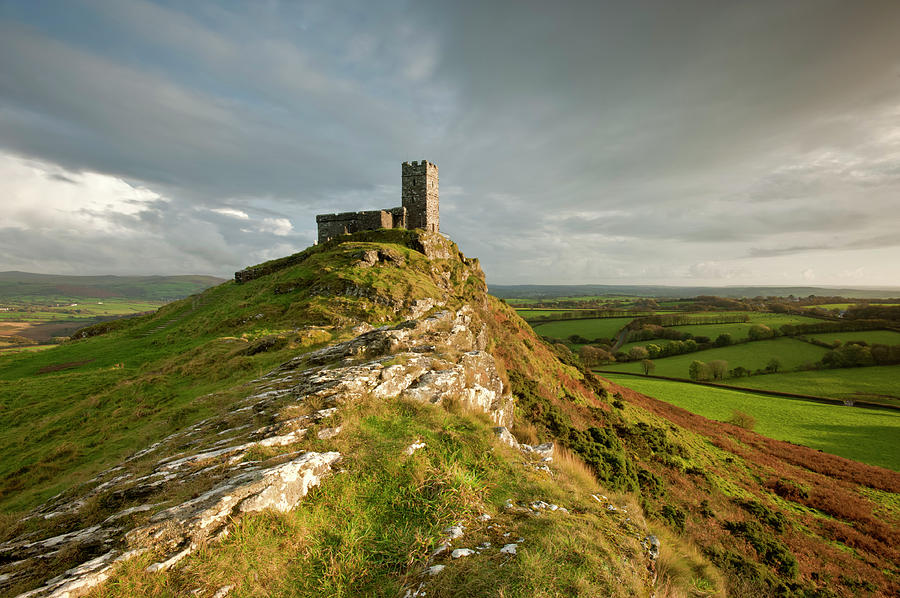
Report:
509,289,900,469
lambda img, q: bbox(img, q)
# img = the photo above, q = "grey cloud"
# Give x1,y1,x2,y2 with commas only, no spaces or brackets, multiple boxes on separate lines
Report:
748,234,900,258
1,0,900,284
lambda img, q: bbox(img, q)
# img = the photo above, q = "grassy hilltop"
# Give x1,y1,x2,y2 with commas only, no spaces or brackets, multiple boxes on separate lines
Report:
0,230,897,598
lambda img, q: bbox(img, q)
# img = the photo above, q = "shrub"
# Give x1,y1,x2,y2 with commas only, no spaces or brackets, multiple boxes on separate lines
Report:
637,467,664,497
723,520,798,578
728,410,756,431
735,499,787,533
766,478,809,502
661,504,686,531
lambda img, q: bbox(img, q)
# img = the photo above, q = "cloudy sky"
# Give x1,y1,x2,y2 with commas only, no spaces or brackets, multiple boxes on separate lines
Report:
2,0,899,286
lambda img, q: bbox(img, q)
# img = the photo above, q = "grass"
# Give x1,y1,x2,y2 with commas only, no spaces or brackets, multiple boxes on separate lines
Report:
513,309,590,319
0,344,57,355
604,338,828,377
530,317,634,341
663,313,824,342
602,374,900,471
89,396,662,598
732,365,900,405
803,330,900,345
802,303,900,311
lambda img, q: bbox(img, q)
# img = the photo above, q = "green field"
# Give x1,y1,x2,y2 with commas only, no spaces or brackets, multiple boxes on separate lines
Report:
514,309,591,319
0,344,58,355
804,330,900,345
731,366,900,405
803,303,900,311
605,338,828,377
602,374,900,471
0,298,163,322
530,317,634,341
669,312,822,338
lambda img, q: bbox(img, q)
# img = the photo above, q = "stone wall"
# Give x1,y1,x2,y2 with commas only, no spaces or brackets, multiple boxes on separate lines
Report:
316,207,406,243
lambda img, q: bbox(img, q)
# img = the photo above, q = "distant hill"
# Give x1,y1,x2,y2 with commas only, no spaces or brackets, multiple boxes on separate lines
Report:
0,271,226,302
489,283,900,300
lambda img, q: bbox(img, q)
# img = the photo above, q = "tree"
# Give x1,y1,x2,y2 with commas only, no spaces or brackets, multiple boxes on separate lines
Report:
709,360,728,380
580,345,614,367
765,358,782,373
628,345,649,361
748,324,773,341
689,360,708,381
641,359,656,375
715,333,733,347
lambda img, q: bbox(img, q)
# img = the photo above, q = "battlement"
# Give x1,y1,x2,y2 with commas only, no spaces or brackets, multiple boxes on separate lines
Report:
401,160,438,175
315,160,438,243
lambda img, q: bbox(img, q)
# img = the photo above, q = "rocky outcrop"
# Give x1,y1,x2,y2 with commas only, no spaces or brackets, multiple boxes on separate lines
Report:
1,306,514,598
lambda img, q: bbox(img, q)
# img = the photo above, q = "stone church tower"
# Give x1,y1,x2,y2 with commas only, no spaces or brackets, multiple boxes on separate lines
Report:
401,160,439,233
315,160,439,243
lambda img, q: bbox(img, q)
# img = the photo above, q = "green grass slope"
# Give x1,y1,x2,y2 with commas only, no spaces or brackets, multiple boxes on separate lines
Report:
602,374,900,471
733,365,900,404
0,230,484,512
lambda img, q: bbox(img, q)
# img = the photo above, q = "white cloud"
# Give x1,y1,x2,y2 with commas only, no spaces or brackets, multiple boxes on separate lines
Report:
258,217,294,236
0,153,163,235
211,208,250,219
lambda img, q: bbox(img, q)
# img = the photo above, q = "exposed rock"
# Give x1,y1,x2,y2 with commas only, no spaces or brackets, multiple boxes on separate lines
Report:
442,525,465,540
405,441,426,456
16,548,148,598
425,564,445,576
211,586,234,598
643,535,661,560
500,543,517,555
533,442,554,460
451,548,474,559
493,426,519,449
355,249,379,267
3,301,516,597
316,426,342,440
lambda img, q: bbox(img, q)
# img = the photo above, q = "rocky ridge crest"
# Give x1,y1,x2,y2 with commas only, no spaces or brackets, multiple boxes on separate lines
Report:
1,302,514,597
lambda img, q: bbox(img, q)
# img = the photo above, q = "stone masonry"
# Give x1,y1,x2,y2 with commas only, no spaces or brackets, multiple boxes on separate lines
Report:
316,160,439,243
